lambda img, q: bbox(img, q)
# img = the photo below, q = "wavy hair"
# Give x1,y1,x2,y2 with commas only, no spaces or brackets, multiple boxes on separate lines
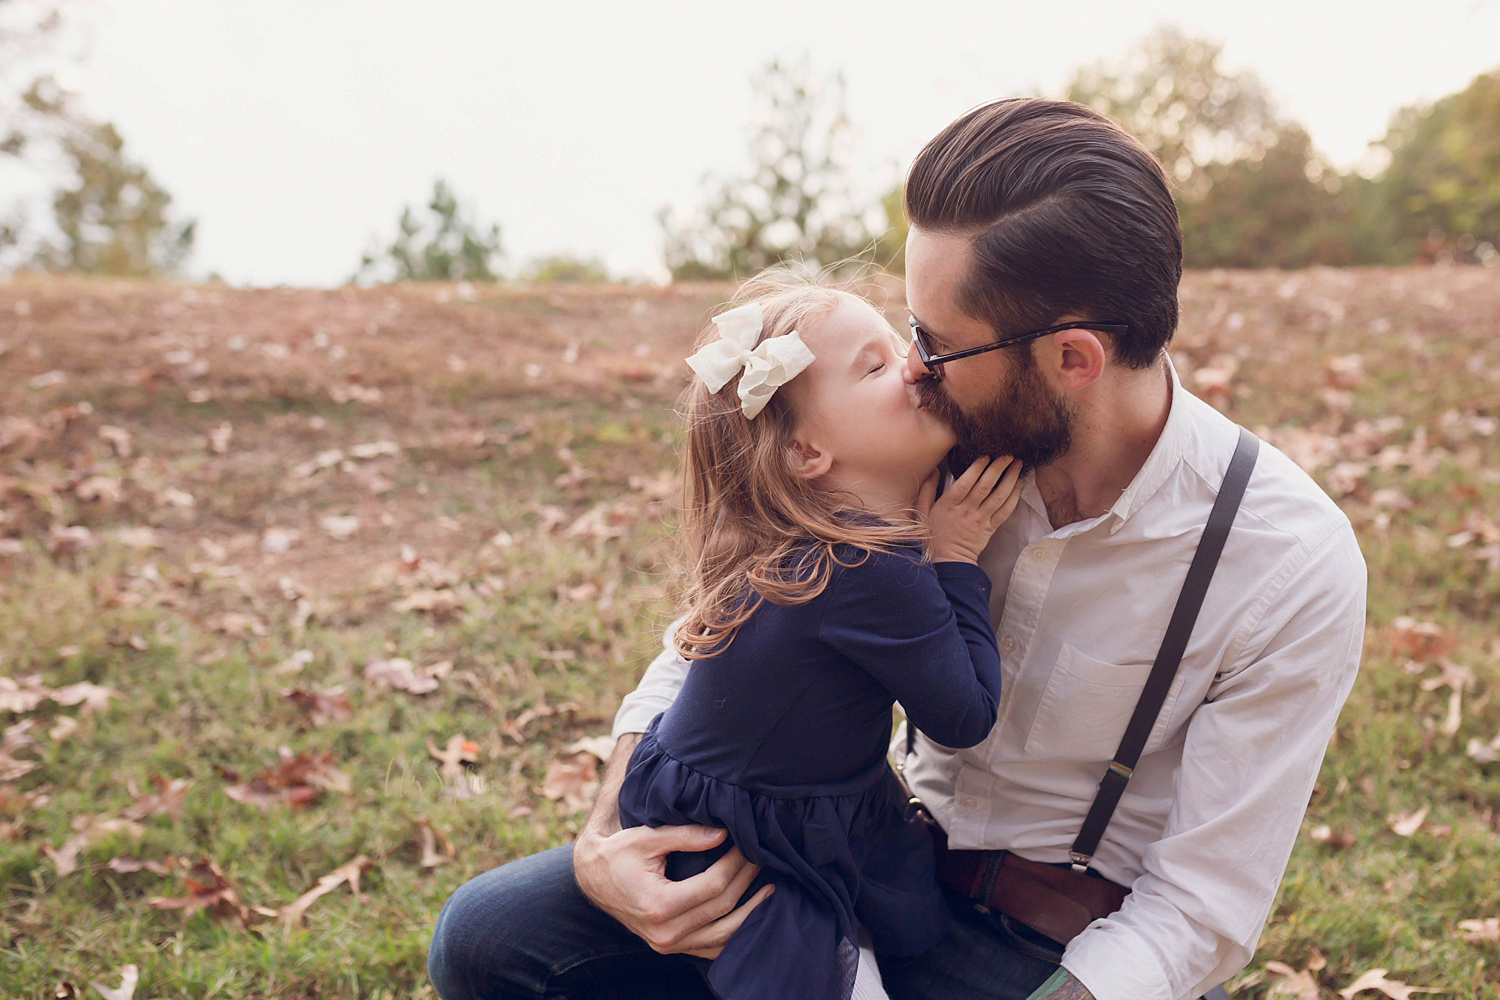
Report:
674,268,925,660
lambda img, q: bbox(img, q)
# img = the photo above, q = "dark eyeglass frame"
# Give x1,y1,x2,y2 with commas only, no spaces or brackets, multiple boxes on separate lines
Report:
907,315,1131,380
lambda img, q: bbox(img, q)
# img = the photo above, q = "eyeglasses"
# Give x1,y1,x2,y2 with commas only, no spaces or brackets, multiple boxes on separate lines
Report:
907,316,1131,380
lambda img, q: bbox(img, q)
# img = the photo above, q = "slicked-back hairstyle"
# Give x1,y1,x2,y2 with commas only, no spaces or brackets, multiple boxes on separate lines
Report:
904,98,1182,369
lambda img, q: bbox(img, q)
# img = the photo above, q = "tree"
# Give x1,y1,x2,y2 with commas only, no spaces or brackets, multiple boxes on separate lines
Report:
1378,69,1500,264
1177,124,1373,268
3,0,195,276
1065,26,1281,198
356,178,503,283
34,119,196,276
522,254,609,284
659,58,883,281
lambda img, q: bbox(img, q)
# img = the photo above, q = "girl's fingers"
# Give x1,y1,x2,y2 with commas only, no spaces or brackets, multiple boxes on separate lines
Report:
979,458,1021,512
943,457,993,506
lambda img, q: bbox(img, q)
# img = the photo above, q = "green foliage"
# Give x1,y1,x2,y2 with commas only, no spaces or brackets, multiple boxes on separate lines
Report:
34,119,196,277
523,254,610,284
356,178,503,283
660,58,881,281
1378,69,1500,264
1065,25,1280,196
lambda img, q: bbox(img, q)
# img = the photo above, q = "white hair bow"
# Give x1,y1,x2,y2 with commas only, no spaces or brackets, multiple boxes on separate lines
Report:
684,302,816,419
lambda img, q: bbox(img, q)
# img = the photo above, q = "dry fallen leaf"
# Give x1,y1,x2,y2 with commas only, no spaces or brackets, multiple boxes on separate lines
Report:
541,752,599,813
90,963,138,1000
224,749,349,810
364,657,444,694
1309,824,1357,850
428,735,480,779
1265,959,1321,1000
1388,618,1458,663
123,776,189,821
417,818,456,870
280,686,354,727
276,854,374,929
1338,967,1444,998
1386,805,1430,838
1456,917,1500,944
147,858,250,926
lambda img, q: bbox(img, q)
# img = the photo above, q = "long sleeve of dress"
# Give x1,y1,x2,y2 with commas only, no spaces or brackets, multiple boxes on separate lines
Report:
819,551,1001,749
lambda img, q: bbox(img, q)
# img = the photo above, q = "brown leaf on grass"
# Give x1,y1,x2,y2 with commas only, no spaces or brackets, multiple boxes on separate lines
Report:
1324,353,1366,389
392,588,465,617
74,475,123,503
52,981,80,998
280,686,354,727
1264,959,1321,1000
0,725,39,780
45,816,145,876
276,854,374,929
363,657,445,694
89,964,138,1000
1309,824,1357,850
1466,734,1500,764
499,700,579,742
49,681,117,715
207,421,233,454
417,818,456,870
97,424,134,458
1338,968,1444,998
106,856,177,876
567,735,617,763
1456,917,1500,943
209,612,268,637
0,674,50,713
428,735,480,778
123,776,189,821
1388,618,1458,663
224,749,349,810
1386,805,1430,838
541,752,599,813
147,858,250,926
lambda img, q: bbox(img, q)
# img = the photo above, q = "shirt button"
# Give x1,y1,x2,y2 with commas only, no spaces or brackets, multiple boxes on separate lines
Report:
1031,548,1047,562
1001,636,1018,654
961,796,979,809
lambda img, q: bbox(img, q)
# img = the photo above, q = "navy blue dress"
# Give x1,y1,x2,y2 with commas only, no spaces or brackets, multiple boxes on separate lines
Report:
617,543,1002,1000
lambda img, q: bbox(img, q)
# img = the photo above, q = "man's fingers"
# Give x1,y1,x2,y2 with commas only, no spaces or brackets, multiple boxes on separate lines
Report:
625,823,727,862
678,884,777,960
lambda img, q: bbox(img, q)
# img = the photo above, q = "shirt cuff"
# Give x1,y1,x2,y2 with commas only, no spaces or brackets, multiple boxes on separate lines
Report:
1064,920,1174,1000
611,696,671,739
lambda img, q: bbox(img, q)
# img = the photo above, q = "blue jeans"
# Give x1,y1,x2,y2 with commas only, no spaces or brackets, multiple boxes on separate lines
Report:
427,847,1064,1000
427,845,714,999
428,847,1231,1000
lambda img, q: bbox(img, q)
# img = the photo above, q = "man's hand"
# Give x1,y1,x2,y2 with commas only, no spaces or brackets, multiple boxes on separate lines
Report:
1025,968,1096,1000
573,735,773,959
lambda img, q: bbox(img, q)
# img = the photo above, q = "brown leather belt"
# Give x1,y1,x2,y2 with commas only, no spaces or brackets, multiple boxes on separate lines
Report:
934,845,1129,946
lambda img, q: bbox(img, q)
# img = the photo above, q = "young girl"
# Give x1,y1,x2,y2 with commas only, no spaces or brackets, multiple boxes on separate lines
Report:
616,271,1022,1000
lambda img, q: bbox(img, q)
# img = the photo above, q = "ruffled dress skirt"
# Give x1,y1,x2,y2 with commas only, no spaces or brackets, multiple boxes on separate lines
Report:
617,717,951,1000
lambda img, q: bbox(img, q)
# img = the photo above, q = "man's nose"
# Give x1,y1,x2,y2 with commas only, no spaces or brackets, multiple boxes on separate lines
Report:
903,347,931,384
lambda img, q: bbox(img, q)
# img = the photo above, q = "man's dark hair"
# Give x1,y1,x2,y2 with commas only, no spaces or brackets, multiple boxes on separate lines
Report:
904,98,1182,369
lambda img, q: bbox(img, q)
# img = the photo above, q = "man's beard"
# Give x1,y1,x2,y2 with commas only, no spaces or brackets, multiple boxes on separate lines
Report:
917,354,1073,474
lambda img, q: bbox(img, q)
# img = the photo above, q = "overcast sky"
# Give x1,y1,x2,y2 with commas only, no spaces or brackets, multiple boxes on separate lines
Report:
54,0,1500,286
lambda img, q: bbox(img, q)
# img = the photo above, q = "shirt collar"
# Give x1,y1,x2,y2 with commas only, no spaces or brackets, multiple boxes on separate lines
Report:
1010,354,1189,536
1104,353,1187,533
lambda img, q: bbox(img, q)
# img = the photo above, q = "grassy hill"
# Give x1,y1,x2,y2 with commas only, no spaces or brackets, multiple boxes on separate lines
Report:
1,268,1497,997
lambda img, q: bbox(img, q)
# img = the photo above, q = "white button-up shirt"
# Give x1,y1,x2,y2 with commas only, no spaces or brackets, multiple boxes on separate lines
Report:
613,362,1366,1000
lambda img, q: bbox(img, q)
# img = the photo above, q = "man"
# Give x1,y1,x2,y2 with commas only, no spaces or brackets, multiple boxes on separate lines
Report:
427,99,1365,1000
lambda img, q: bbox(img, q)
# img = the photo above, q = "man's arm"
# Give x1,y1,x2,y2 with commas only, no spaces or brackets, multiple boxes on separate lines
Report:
1027,970,1094,1000
1063,525,1366,1000
574,626,772,959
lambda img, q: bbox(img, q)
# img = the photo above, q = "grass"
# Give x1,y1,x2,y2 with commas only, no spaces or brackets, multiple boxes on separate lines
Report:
1,267,1498,997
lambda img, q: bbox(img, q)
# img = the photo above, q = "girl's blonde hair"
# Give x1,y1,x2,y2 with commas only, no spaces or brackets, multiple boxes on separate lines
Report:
674,267,925,660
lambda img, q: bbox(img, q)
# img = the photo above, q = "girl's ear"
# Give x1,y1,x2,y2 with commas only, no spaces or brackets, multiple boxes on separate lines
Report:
788,433,833,480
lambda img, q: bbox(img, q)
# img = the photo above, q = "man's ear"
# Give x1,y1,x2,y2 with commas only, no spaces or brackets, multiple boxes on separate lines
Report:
1050,327,1108,391
787,433,833,480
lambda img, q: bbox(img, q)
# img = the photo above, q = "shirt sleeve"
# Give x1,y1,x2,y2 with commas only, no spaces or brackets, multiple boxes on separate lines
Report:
611,617,690,738
819,550,1002,749
1063,523,1367,1000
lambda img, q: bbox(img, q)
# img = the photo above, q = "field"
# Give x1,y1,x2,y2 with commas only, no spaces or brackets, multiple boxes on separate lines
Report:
1,267,1497,998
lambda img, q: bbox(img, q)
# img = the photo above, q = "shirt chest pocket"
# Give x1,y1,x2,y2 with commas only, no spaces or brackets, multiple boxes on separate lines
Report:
1022,645,1186,762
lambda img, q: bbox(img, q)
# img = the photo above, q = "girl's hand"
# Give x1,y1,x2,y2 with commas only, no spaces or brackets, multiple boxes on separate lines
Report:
918,456,1022,563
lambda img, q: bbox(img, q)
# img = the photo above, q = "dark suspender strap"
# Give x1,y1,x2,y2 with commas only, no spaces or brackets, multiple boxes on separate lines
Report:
1068,426,1260,872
